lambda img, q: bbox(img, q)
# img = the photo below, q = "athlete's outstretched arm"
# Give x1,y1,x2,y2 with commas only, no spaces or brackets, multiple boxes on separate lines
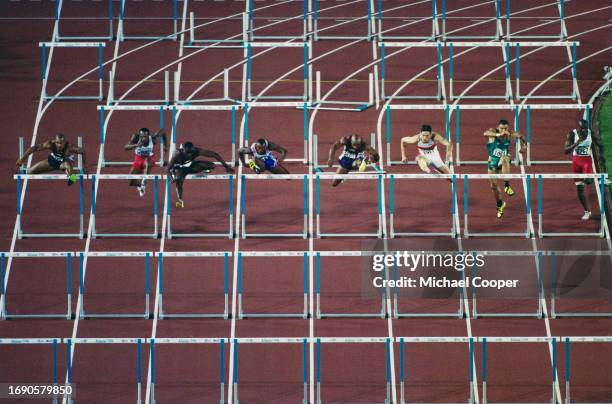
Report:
268,141,288,162
196,148,234,173
124,133,141,150
365,145,380,164
511,131,527,153
153,129,169,152
238,147,253,165
400,135,419,162
327,138,345,167
16,140,51,168
564,132,578,155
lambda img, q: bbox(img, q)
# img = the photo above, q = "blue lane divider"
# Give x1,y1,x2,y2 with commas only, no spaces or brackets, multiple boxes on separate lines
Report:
237,253,243,295
158,253,163,296
516,43,521,81
42,44,47,80
137,339,142,386
380,44,386,80
79,253,84,295
66,339,72,385
233,338,239,384
303,338,308,385
463,176,469,216
481,337,486,384
67,253,72,299
399,338,405,383
303,253,308,295
52,339,58,385
145,254,150,297
389,175,395,215
449,44,453,81
316,338,321,383
303,176,308,216
99,107,105,144
150,339,155,386
315,252,321,295
220,340,225,386
224,253,229,296
538,175,543,216
469,337,474,384
98,44,103,81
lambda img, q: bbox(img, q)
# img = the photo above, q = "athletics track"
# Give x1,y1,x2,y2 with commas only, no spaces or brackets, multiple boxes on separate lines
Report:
0,0,611,403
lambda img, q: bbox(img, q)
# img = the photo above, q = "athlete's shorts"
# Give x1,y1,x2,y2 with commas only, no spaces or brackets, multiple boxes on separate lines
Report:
417,150,445,170
572,155,593,174
260,156,277,170
132,154,155,171
47,155,63,170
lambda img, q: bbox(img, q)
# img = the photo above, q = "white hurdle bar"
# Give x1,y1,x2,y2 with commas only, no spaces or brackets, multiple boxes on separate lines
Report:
246,42,310,102
377,0,438,41
166,174,234,239
1,252,73,320
313,0,375,41
108,69,170,105
98,106,166,168
504,0,568,41
379,42,444,101
156,252,231,319
388,174,458,238
187,11,248,48
315,252,386,319
441,0,502,41
40,42,105,102
90,174,161,239
308,70,374,111
76,252,151,319
14,171,85,239
249,0,308,41
118,0,177,41
240,174,308,238
237,252,308,319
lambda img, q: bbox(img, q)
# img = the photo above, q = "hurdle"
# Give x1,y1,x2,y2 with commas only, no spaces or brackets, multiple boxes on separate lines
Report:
397,337,475,404
479,336,558,404
1,252,73,320
149,338,227,404
315,251,386,318
385,105,454,166
64,338,143,403
97,106,166,168
471,251,544,318
77,252,151,319
246,42,309,102
389,174,458,237
157,252,230,319
315,337,391,404
377,0,438,41
19,136,84,174
166,175,233,239
55,0,113,41
108,69,170,105
313,0,374,41
392,254,465,319
14,174,85,239
240,174,308,238
249,0,308,41
515,41,580,100
237,252,308,319
462,173,532,238
0,338,63,403
504,0,568,40
379,42,444,101
118,0,178,41
537,173,607,238
187,12,248,48
441,0,502,41
312,133,379,170
448,42,511,100
315,173,384,238
308,70,374,111
175,69,241,104
90,174,161,239
549,251,612,318
40,42,105,102
561,336,612,404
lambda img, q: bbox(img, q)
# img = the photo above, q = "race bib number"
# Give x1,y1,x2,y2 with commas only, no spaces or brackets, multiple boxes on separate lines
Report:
575,146,589,155
492,148,506,158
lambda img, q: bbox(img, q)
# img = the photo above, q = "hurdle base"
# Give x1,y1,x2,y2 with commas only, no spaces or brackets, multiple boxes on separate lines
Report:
159,313,229,319
317,232,383,238
92,233,159,239
240,313,307,319
539,232,604,238
464,232,531,238
43,95,103,101
169,233,234,239
391,232,456,238
3,313,71,319
317,312,386,319
80,313,149,319
242,233,307,239
551,311,612,318
472,312,542,319
18,232,83,239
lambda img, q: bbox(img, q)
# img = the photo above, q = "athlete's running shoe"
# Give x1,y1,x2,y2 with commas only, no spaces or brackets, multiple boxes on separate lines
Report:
176,199,185,209
504,184,515,196
581,210,591,220
67,173,77,186
496,201,507,219
137,185,145,197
